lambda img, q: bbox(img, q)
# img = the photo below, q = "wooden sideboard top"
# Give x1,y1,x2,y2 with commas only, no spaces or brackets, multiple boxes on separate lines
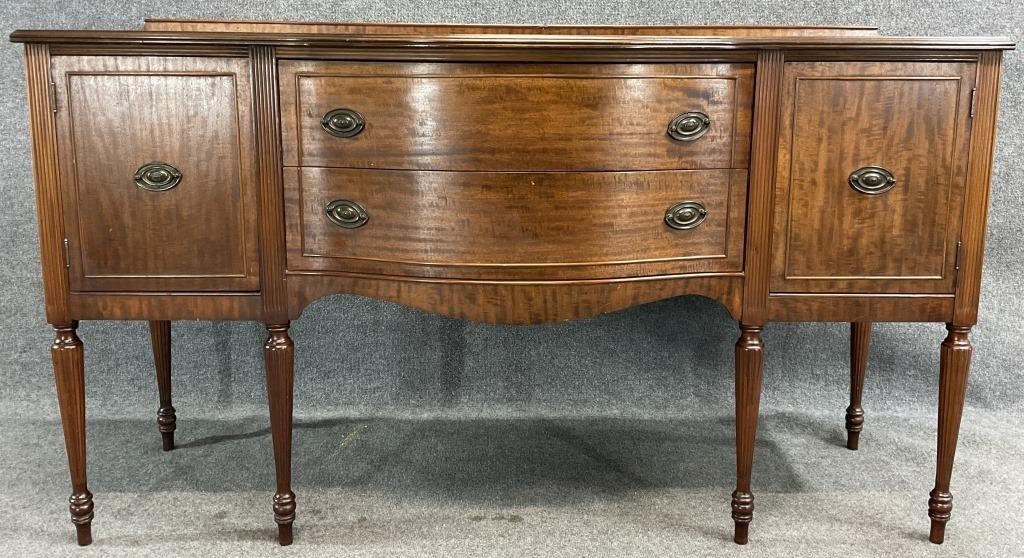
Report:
9,21,1014,51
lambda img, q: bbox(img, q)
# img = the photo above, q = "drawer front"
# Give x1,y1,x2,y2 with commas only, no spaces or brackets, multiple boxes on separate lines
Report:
285,168,746,280
771,61,976,294
52,56,259,292
281,62,753,171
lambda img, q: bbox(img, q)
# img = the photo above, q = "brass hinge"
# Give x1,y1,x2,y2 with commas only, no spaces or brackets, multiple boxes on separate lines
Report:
953,240,963,288
49,81,57,114
969,88,977,118
62,238,70,269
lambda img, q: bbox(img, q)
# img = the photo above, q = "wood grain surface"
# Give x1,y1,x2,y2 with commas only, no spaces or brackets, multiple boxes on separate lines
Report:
50,56,259,292
280,61,753,171
286,168,746,279
771,61,976,294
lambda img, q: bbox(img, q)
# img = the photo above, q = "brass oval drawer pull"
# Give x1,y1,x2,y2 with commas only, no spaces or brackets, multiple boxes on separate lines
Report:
321,108,365,138
849,166,897,195
133,162,182,192
667,111,711,142
325,199,368,228
665,201,708,230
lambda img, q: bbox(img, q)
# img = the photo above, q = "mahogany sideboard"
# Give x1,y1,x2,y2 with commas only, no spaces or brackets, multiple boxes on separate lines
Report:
10,19,1014,548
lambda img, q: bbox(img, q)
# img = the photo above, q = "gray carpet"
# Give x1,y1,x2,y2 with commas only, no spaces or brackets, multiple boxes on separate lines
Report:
1,0,1022,556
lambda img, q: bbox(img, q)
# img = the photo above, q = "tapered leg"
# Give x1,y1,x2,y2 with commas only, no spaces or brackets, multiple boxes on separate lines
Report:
264,323,296,546
928,324,972,544
846,321,871,450
149,320,176,451
52,323,94,546
733,323,764,545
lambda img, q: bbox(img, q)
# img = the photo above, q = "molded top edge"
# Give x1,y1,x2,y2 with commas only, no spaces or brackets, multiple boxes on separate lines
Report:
8,29,1015,50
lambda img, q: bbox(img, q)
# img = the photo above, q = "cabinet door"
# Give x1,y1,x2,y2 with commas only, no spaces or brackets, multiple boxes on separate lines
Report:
52,56,259,292
771,62,976,294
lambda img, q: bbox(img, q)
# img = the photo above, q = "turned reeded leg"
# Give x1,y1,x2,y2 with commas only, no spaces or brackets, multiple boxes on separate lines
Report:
149,320,176,451
732,323,764,545
928,324,972,544
265,323,296,546
846,321,871,450
52,323,94,546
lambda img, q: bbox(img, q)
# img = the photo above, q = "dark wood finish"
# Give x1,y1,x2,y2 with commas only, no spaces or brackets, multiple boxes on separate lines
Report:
772,62,975,294
11,29,1013,51
732,324,764,544
768,294,954,322
281,61,752,171
954,52,1004,325
149,320,175,451
144,19,882,37
68,293,261,321
50,56,260,292
264,324,296,546
286,168,746,279
288,272,743,323
11,21,1013,548
24,44,69,324
251,46,290,325
740,50,784,325
929,324,972,544
847,321,871,450
52,323,93,546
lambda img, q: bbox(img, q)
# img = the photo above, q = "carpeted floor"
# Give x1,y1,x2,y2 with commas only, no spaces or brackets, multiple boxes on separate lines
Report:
4,410,1023,557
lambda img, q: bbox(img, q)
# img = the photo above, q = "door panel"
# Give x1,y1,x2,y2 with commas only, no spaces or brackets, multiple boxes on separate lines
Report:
52,56,259,292
771,62,976,294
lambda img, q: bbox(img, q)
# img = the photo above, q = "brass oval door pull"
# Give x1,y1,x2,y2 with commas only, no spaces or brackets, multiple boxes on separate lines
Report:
321,108,365,138
325,199,368,228
664,201,708,230
134,162,182,192
849,166,897,195
667,111,711,142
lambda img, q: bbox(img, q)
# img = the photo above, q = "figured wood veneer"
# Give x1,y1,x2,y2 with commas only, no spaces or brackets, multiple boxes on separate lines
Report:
280,61,753,171
286,168,746,279
771,62,975,294
50,56,260,292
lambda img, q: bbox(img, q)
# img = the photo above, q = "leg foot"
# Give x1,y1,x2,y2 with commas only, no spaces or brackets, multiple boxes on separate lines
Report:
928,324,971,544
70,491,94,546
274,491,296,546
733,324,764,545
52,323,94,545
846,321,871,450
149,320,176,451
731,490,754,544
265,324,296,546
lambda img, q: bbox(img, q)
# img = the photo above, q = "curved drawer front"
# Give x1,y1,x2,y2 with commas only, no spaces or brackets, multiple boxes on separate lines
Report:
285,168,746,280
281,62,753,171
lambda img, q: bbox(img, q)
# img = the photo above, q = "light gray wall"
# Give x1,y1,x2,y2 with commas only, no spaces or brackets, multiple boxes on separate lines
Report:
0,1,1020,422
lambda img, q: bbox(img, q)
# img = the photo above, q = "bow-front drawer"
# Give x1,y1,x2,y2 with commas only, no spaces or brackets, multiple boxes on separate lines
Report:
280,62,753,171
284,168,746,280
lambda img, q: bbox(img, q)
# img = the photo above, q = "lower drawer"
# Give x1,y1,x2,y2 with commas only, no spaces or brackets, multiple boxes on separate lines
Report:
285,168,746,280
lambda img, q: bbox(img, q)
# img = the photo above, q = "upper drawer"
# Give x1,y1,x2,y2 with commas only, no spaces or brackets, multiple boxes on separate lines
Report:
280,62,753,171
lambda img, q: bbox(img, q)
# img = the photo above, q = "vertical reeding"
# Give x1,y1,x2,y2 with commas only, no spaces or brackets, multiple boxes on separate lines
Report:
953,51,1003,325
251,46,289,322
25,44,70,323
936,325,972,486
742,50,785,324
